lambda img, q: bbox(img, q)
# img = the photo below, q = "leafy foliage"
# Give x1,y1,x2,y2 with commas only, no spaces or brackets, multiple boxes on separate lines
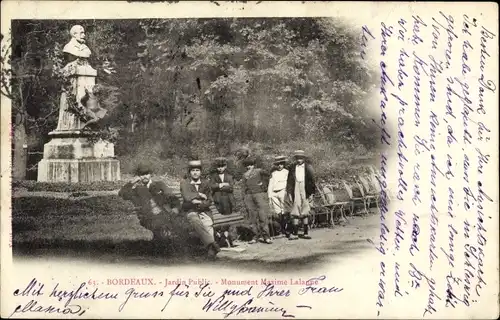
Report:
3,18,379,177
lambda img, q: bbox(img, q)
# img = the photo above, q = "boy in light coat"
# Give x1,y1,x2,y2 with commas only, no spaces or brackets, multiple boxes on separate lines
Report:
268,155,289,237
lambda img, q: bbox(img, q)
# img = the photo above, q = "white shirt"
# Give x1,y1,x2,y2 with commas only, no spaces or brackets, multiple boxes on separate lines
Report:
190,179,201,191
268,169,289,193
219,174,225,182
295,164,305,182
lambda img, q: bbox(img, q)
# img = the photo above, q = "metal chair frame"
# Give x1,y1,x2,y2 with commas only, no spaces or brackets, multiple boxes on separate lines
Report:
341,180,366,216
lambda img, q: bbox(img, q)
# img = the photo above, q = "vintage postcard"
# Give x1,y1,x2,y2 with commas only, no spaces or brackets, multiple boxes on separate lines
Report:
1,1,498,319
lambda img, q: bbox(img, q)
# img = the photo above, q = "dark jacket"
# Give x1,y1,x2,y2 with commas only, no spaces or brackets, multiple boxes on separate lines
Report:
209,172,236,215
242,168,269,194
118,180,180,216
286,163,316,201
180,178,213,213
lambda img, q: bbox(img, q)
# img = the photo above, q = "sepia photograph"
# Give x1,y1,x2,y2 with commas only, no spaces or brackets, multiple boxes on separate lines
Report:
1,1,498,319
8,17,382,269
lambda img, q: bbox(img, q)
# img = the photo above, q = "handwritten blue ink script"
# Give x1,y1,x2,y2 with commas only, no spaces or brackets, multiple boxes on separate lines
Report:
363,7,498,319
8,276,343,319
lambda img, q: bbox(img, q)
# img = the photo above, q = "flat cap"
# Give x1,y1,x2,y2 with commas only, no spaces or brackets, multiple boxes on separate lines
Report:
242,157,255,166
134,163,153,176
214,157,228,166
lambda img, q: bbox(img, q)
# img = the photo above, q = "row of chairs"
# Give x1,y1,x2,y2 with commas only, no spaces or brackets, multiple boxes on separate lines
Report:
309,166,387,228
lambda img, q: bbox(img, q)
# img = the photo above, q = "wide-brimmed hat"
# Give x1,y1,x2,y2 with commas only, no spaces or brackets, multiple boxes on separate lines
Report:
214,157,228,167
134,163,153,176
293,150,306,158
188,160,202,169
273,155,287,164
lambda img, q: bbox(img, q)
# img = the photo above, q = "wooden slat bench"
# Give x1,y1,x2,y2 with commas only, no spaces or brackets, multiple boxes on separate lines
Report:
170,188,246,229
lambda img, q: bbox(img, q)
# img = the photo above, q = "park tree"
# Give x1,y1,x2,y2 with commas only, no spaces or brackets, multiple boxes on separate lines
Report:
3,18,379,180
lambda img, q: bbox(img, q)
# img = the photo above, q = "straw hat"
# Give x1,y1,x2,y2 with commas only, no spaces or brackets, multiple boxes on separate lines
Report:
274,155,287,164
293,150,306,158
188,160,202,169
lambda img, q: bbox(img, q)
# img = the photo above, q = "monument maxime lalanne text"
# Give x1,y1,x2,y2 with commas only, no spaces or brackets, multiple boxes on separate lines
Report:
37,25,120,182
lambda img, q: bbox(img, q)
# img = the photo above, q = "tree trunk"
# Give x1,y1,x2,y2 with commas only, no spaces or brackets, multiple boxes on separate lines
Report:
130,112,135,133
12,112,27,180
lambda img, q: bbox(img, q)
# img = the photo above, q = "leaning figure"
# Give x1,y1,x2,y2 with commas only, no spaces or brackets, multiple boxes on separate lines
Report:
118,163,182,248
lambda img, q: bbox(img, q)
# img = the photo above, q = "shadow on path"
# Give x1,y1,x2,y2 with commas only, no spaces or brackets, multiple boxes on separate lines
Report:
13,235,371,272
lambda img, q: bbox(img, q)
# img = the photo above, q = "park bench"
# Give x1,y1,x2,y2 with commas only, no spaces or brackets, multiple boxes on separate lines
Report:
169,188,246,229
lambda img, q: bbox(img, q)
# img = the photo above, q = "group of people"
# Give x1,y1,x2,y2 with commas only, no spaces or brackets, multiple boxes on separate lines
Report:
119,149,315,260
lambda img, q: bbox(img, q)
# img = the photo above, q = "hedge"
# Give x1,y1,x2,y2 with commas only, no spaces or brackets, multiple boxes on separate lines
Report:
12,195,134,217
13,180,127,192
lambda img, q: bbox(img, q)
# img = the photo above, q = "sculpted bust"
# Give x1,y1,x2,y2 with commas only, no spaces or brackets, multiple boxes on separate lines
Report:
63,25,91,59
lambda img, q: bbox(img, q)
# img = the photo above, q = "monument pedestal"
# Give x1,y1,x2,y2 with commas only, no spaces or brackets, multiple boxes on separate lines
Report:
37,158,120,183
37,60,120,183
37,131,120,183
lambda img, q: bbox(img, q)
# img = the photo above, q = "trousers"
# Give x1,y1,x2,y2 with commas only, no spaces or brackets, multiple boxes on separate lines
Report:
290,181,311,217
244,193,270,239
269,189,287,216
186,211,215,246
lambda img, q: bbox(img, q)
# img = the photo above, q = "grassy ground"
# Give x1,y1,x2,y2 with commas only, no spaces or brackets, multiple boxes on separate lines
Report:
12,150,380,270
13,200,379,272
12,189,378,271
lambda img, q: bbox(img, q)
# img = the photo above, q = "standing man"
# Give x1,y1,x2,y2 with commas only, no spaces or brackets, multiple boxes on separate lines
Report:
209,157,237,247
268,155,289,237
242,157,272,244
209,157,236,216
118,163,181,244
286,150,316,240
180,160,221,259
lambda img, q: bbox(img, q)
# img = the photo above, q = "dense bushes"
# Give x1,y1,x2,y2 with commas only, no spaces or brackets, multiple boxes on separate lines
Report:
12,195,134,217
12,180,126,192
8,18,380,182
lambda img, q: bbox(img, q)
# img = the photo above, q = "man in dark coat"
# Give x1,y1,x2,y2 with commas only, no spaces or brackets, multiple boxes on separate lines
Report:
209,157,236,215
118,163,181,243
286,150,316,240
242,157,272,244
209,157,238,248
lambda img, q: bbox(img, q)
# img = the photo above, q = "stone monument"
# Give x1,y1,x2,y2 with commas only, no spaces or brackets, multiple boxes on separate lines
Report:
37,25,120,182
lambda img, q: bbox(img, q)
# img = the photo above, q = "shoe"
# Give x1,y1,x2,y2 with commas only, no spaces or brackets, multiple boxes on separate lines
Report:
206,243,220,260
212,242,221,253
288,234,299,240
207,246,217,260
258,237,264,242
248,239,257,244
300,234,312,240
264,238,273,244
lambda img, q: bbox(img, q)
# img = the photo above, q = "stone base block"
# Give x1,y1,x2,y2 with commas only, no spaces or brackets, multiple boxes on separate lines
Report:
42,136,115,159
37,158,121,183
